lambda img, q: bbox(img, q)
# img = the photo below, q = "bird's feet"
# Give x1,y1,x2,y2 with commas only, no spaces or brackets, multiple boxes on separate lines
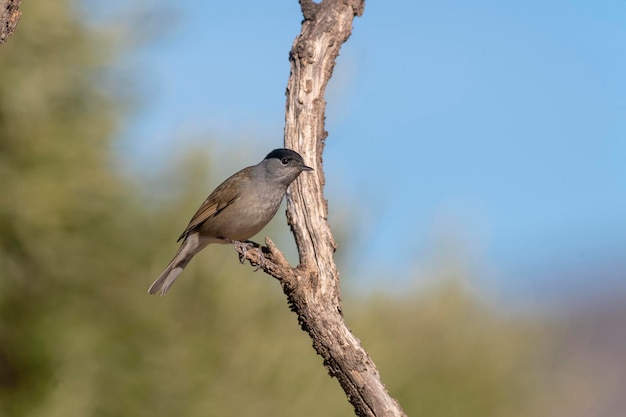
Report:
231,240,265,271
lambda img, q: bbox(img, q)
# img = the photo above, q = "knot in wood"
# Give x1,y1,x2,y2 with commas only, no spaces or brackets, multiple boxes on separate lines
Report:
296,41,316,64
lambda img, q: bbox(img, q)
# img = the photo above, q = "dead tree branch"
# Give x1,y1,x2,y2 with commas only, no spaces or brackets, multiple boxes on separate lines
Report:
0,0,22,44
234,1,408,416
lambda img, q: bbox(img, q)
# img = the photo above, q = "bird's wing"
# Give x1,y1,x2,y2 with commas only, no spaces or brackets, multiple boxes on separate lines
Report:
176,167,251,242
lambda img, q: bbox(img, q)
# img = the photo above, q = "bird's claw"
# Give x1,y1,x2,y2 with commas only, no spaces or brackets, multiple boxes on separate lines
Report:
232,240,265,270
230,240,248,263
251,251,266,272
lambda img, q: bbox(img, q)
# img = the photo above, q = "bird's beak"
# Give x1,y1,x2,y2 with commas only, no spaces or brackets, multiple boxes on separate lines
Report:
301,165,314,171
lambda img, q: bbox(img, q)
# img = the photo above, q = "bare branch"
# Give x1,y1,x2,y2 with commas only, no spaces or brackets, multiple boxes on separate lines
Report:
235,1,408,416
0,0,22,44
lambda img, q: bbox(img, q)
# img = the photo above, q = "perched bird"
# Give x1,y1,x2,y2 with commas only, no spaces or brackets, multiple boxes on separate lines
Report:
149,148,313,296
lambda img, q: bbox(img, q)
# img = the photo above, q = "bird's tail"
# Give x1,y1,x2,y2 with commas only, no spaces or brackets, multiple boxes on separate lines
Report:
148,234,211,296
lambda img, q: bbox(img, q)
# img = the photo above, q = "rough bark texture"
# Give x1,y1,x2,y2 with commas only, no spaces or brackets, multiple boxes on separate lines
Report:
0,0,21,44
235,1,408,416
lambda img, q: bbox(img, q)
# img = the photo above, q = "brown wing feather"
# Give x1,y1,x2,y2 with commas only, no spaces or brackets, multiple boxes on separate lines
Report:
176,167,252,241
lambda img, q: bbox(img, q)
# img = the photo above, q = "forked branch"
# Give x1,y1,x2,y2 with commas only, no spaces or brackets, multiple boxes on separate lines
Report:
235,1,407,416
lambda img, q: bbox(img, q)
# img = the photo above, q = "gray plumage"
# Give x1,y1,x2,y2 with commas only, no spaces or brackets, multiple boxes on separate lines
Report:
149,148,312,296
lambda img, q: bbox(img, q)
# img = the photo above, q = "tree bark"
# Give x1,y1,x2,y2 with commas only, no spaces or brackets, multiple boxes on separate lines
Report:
235,1,408,416
0,0,22,44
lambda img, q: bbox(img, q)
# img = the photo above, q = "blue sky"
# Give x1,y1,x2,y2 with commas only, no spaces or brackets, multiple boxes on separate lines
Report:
116,1,626,304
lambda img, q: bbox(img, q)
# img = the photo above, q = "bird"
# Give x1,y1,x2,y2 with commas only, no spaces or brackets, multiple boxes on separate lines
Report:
148,148,313,296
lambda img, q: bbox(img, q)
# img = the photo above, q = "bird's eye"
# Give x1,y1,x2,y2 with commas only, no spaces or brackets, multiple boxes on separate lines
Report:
281,157,289,165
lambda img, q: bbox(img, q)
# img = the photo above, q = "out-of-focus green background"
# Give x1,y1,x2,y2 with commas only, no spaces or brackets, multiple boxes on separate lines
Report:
1,2,624,417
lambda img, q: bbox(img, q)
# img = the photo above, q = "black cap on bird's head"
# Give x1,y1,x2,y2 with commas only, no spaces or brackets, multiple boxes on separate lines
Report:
265,148,313,171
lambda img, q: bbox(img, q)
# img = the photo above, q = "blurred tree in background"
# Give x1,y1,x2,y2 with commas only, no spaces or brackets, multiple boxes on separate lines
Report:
0,2,566,417
0,1,156,415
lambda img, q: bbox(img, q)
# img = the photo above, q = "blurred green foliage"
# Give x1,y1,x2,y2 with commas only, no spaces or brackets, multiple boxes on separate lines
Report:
0,2,548,416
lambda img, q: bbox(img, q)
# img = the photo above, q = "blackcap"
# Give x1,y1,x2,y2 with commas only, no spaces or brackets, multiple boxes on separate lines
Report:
149,148,313,295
